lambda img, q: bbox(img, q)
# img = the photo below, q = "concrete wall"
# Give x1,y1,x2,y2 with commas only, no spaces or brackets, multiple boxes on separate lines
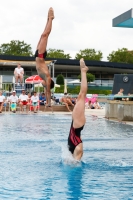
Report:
105,100,133,121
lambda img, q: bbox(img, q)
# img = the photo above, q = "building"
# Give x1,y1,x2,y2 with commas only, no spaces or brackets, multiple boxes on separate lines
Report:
0,54,133,85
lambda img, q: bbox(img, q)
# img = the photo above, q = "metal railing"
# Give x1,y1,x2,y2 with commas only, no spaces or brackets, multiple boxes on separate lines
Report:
0,78,114,97
0,83,41,96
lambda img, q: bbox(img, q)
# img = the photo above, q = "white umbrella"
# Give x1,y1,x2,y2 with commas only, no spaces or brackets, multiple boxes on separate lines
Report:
55,83,60,88
34,83,43,87
68,79,80,84
34,83,60,88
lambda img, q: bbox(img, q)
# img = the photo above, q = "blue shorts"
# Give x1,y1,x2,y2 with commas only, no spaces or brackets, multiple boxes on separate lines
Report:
11,103,16,111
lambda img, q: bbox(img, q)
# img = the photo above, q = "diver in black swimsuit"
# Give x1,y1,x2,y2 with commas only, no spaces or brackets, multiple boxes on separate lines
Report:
68,58,88,161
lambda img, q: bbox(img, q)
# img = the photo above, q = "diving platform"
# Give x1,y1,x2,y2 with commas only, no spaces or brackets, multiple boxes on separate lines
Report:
113,8,133,28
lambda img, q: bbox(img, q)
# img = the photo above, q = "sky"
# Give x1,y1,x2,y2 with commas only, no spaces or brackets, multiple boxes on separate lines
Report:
0,0,133,61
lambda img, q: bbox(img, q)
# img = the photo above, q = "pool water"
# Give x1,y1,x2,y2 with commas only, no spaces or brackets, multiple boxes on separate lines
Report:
0,114,133,200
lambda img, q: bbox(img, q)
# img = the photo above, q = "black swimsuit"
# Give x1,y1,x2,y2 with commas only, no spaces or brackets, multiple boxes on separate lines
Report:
68,121,84,154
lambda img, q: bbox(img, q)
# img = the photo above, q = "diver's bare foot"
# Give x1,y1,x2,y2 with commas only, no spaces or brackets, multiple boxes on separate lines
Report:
45,104,53,113
80,58,88,72
45,104,51,107
48,7,54,19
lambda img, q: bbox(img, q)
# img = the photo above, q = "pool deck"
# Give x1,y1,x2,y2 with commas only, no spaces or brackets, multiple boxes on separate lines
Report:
51,108,105,119
2,107,133,126
85,108,133,126
85,108,105,118
45,108,133,126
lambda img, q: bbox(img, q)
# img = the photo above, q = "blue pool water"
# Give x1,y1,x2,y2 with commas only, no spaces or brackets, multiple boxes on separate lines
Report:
0,114,133,200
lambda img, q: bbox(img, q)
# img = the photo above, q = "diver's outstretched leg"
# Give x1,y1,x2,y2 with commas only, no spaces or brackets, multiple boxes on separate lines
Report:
36,7,54,53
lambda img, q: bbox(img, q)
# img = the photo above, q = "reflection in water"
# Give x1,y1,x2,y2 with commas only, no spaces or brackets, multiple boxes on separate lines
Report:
64,163,84,199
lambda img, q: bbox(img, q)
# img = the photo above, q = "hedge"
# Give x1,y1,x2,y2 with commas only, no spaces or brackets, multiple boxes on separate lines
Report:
55,85,112,95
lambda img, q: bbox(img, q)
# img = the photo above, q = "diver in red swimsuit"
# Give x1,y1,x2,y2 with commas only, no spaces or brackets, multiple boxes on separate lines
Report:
35,7,54,107
68,58,88,161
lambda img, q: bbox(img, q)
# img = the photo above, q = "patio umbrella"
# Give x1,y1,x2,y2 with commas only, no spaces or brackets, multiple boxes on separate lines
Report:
34,83,43,87
55,83,60,88
68,79,80,84
25,75,43,84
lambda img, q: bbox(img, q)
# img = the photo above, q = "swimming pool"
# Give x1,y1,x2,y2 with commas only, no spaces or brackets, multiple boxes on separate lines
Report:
0,114,133,199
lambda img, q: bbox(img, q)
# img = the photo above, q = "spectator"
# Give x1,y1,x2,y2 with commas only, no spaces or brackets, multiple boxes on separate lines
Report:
115,88,124,101
93,99,101,109
9,91,18,113
39,93,46,105
0,91,6,113
87,99,92,109
90,94,98,104
14,64,24,86
52,96,60,104
117,88,124,96
123,93,131,101
64,92,68,98
19,90,28,112
67,96,76,105
60,97,74,112
87,95,98,109
31,91,39,113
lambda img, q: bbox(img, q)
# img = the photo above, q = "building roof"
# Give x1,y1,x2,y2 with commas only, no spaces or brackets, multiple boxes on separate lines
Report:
0,54,52,66
0,54,133,70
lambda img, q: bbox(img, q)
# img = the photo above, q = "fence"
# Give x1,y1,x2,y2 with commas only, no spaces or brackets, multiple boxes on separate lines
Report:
0,83,43,97
0,78,114,97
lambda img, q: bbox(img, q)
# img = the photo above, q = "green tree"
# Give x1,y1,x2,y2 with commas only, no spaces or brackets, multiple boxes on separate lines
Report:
75,48,103,61
47,48,71,59
0,40,33,56
78,73,95,83
56,74,64,85
107,48,133,64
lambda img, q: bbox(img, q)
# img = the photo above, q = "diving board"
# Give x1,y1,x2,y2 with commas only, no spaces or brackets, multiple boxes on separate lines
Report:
112,8,133,28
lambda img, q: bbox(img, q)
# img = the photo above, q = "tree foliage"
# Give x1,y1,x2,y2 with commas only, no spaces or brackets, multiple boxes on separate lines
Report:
0,40,33,56
78,73,95,83
56,74,64,85
107,48,133,64
47,48,71,59
75,48,103,61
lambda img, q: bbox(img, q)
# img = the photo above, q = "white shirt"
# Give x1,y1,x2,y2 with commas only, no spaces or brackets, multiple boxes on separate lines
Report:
9,95,18,103
19,94,28,101
31,95,39,103
15,67,24,75
0,95,5,102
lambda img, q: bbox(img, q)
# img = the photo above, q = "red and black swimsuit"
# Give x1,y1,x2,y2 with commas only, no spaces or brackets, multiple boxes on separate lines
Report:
35,49,47,59
35,50,55,89
68,121,84,154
